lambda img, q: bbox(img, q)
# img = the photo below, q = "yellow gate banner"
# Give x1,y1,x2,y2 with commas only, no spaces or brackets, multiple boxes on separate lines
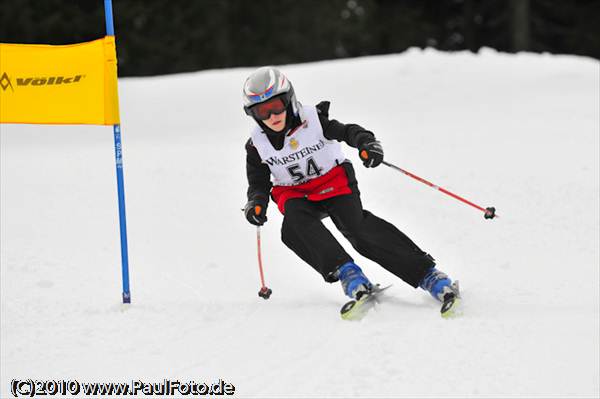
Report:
0,36,120,125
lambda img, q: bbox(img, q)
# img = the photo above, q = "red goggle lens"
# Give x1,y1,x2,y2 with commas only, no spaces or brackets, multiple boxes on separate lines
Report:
252,97,287,120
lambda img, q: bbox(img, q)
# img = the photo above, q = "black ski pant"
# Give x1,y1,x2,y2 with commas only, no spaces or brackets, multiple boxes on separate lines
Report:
280,193,435,288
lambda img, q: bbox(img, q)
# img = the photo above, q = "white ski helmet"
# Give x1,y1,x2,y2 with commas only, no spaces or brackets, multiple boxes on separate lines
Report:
242,66,300,120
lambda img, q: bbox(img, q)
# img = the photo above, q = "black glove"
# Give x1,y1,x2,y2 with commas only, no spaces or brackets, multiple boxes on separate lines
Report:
244,199,268,226
358,140,384,168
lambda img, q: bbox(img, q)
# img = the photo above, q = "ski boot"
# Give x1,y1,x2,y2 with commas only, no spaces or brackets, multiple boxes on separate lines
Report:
337,261,373,300
420,267,461,318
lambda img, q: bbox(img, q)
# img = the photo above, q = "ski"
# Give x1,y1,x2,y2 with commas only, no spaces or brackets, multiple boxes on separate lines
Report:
340,284,392,321
440,281,462,318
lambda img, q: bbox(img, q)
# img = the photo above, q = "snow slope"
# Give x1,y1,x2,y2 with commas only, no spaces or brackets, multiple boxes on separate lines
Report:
1,48,599,398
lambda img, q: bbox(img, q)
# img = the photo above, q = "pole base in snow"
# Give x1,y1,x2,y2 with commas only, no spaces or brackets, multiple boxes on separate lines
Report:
258,287,272,300
122,292,131,304
484,207,497,219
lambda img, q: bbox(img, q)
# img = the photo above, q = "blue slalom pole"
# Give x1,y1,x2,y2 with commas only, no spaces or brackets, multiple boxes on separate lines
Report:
104,0,115,36
104,0,131,304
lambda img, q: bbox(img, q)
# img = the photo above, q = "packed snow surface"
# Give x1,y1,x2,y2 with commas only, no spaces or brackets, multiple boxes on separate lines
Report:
1,48,599,398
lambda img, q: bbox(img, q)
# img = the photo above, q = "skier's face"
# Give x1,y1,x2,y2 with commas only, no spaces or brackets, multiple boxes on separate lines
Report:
263,110,287,132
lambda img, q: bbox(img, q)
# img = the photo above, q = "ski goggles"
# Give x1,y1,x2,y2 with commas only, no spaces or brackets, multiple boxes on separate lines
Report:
246,96,288,120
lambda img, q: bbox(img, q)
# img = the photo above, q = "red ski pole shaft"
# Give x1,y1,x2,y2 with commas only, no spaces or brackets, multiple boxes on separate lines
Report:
256,226,266,288
256,226,272,299
382,161,498,219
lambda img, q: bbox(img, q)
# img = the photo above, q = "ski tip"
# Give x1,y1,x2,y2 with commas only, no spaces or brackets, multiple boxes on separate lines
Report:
340,300,358,320
441,297,462,319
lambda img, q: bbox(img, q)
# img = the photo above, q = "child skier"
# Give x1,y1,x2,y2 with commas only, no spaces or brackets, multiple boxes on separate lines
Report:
242,66,459,313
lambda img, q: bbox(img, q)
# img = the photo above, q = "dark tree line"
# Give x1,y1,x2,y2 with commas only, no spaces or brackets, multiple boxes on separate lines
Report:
1,0,598,76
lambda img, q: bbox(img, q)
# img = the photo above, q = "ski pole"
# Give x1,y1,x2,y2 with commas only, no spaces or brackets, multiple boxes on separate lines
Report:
256,226,273,299
382,161,498,219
